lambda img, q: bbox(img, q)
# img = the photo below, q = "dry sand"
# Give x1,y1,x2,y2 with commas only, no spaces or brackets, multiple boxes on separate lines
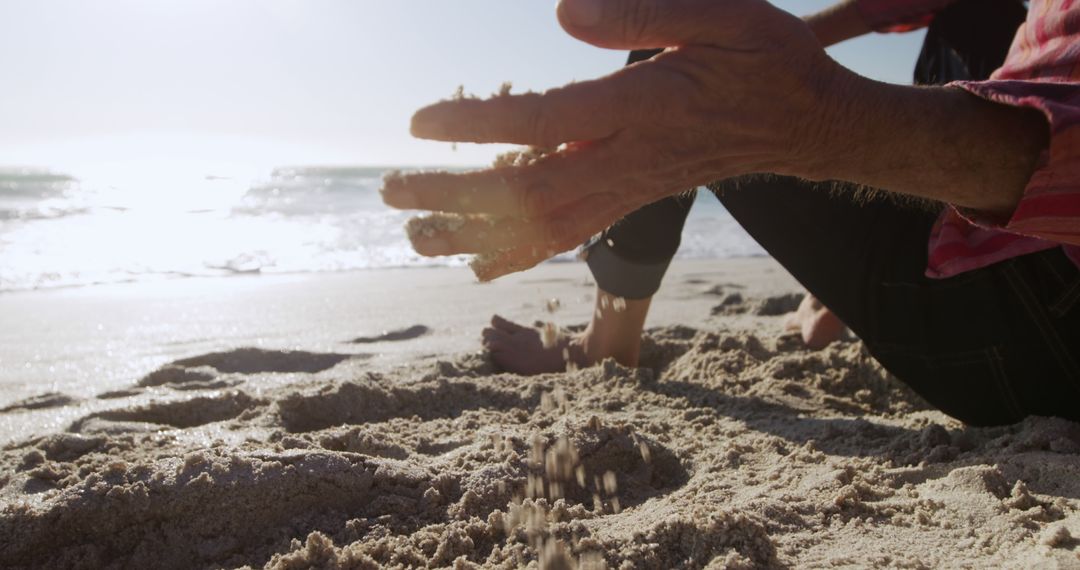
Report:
1,260,1079,569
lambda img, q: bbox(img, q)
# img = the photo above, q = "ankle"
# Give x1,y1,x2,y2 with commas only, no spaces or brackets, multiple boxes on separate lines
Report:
578,289,652,368
579,326,640,367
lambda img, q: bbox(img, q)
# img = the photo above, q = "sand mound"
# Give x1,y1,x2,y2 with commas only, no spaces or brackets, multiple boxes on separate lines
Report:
2,326,1079,569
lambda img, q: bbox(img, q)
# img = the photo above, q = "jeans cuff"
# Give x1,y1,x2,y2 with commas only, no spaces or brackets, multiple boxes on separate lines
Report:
584,237,672,299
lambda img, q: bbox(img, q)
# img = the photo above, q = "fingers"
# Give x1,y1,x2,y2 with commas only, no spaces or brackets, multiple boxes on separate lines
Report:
410,67,655,147
383,159,581,218
470,244,554,282
406,193,623,257
383,142,624,219
382,170,519,214
556,0,780,50
468,198,638,281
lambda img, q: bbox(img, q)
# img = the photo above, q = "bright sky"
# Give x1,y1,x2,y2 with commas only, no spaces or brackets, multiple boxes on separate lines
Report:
0,0,926,175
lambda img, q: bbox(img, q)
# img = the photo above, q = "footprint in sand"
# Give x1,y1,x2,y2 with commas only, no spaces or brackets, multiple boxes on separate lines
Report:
138,365,217,387
753,292,804,316
710,292,749,315
276,375,526,433
710,292,804,317
96,348,359,400
96,389,143,400
72,391,262,433
0,392,78,414
348,324,430,344
173,347,357,374
702,283,746,296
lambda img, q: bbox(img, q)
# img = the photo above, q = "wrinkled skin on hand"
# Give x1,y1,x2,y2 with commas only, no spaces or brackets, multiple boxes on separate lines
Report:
382,0,851,280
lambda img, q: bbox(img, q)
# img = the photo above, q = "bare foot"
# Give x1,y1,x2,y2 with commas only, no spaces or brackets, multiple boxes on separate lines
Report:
783,294,846,350
482,315,590,375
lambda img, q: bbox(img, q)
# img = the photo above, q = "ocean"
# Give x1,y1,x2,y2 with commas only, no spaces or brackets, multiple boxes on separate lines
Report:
0,166,765,293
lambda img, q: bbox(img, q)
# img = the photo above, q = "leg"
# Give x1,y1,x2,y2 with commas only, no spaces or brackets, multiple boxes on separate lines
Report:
484,48,692,375
713,176,1080,425
484,191,696,375
712,177,938,340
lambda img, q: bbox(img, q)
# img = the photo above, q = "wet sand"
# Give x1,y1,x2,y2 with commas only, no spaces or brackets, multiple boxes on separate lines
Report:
1,259,1078,569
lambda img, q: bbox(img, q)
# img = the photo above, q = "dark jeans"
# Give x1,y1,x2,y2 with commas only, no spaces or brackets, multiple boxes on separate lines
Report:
593,0,1080,425
712,176,1080,426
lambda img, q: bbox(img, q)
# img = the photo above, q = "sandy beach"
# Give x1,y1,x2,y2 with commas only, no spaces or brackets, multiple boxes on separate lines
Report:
1,258,1079,569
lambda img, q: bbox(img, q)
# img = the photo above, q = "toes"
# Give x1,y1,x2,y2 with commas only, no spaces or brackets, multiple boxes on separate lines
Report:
491,314,529,333
482,327,511,348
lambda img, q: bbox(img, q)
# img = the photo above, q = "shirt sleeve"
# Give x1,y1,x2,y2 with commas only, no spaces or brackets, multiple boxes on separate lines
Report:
855,0,960,32
949,80,1080,247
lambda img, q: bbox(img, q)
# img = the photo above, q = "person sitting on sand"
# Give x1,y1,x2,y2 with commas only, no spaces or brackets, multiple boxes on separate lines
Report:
481,0,1024,371
383,0,1080,427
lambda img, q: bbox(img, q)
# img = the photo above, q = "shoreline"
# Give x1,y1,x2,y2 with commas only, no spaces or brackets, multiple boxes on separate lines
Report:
0,254,771,297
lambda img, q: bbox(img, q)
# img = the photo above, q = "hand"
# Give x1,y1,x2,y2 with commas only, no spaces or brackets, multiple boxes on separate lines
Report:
383,0,850,280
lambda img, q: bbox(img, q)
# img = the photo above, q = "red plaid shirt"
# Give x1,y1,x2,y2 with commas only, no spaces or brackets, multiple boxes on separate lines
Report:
858,0,1080,277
